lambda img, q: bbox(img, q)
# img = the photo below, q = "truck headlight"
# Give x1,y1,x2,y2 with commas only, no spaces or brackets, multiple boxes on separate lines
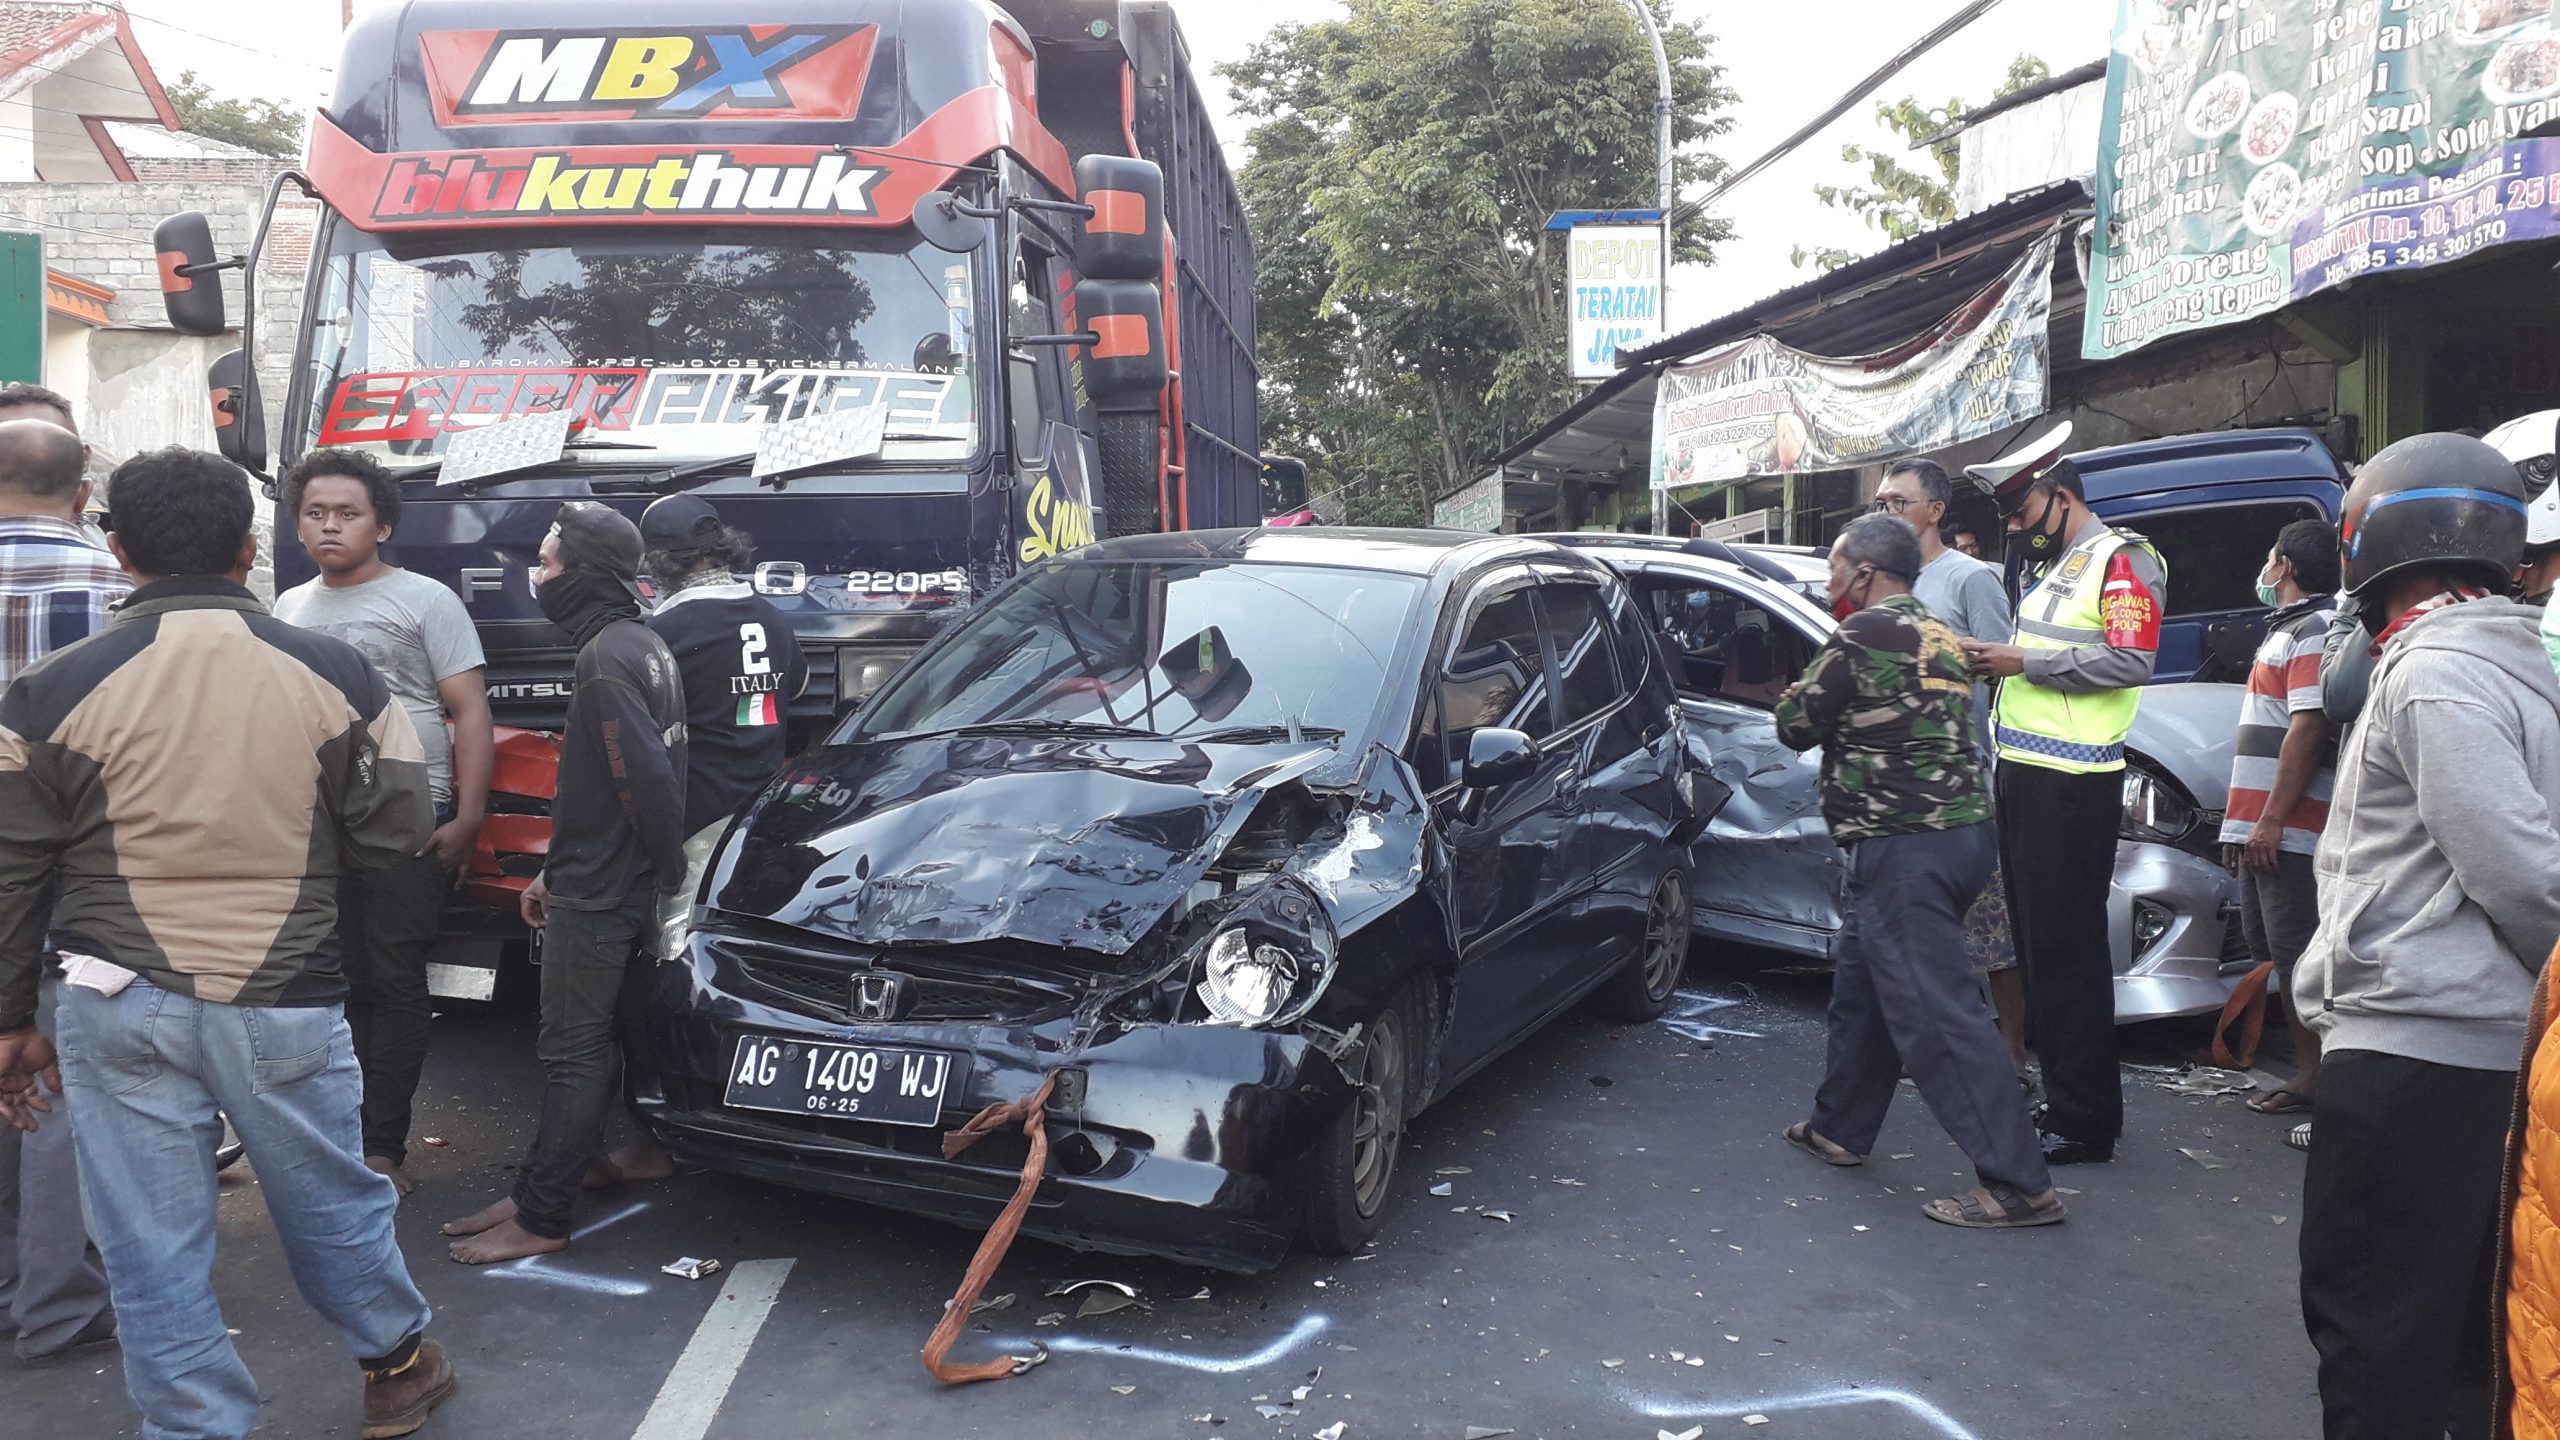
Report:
1185,877,1338,1029
1198,930,1299,1025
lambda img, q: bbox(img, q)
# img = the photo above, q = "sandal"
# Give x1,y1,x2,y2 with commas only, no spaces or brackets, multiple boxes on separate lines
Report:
1783,1122,1863,1167
1921,1185,2067,1229
2248,1087,2314,1115
2287,1121,2312,1152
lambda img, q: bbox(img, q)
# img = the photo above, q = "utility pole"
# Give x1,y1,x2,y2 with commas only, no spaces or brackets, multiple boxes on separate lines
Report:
1621,0,1675,536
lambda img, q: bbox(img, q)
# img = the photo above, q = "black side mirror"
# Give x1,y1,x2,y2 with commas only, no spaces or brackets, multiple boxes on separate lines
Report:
1074,278,1167,411
1073,155,1165,282
153,213,229,336
912,191,990,254
1462,728,1538,790
207,349,267,475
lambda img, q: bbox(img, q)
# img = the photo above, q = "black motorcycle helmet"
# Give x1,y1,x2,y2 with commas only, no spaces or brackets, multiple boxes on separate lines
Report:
2340,432,2528,613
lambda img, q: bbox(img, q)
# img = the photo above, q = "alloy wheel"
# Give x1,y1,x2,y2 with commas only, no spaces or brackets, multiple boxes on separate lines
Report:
1642,871,1693,998
1348,1004,1408,1217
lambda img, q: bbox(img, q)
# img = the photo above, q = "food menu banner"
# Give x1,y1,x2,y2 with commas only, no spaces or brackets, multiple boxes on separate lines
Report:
2086,0,2560,361
1650,236,2055,491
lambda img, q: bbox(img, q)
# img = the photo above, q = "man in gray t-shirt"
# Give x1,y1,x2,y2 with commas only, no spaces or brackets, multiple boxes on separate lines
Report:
274,450,491,1195
1875,457,2027,1073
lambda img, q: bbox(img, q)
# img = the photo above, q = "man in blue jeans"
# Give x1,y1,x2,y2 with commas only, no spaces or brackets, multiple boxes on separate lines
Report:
0,448,457,1439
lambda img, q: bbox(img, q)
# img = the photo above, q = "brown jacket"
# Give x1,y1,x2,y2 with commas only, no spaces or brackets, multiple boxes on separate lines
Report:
0,579,431,1030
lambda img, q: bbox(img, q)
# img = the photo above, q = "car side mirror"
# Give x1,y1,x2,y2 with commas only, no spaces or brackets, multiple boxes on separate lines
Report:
1462,728,1538,790
154,212,233,336
207,349,267,475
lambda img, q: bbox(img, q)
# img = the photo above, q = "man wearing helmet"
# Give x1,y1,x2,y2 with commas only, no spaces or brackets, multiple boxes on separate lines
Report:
2295,433,2560,1440
1957,422,2168,1168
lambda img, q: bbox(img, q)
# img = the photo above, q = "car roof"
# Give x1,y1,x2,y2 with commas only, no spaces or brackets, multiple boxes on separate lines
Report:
2068,426,2349,503
1068,526,1599,578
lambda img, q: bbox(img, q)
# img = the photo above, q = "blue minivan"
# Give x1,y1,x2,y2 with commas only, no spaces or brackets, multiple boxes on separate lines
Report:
2065,427,2350,684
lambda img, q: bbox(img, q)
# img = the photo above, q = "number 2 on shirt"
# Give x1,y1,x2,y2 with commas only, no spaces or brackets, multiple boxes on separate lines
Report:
739,623,771,676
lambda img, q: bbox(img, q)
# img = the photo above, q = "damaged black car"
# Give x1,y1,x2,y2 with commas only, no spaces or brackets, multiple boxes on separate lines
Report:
628,529,1704,1270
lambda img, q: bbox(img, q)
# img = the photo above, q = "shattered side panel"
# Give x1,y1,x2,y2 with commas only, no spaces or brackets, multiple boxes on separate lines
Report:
1677,699,1845,938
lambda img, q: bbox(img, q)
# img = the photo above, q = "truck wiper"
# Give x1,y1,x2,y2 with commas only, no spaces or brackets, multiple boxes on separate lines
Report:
892,719,1164,741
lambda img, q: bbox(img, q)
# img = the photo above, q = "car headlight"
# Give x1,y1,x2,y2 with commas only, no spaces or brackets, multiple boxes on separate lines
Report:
2120,762,2199,846
1185,878,1339,1029
656,900,692,967
1198,930,1300,1025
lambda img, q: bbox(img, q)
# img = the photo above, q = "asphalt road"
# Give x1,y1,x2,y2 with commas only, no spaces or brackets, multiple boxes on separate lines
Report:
11,964,2319,1439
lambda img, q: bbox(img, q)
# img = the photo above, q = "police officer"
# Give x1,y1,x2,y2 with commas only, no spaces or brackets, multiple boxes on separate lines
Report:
1959,422,2168,1166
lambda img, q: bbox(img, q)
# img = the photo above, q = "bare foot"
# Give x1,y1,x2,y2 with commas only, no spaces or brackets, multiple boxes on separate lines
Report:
365,1156,416,1197
447,1218,565,1265
580,1158,624,1192
441,1197,515,1238
608,1141,674,1182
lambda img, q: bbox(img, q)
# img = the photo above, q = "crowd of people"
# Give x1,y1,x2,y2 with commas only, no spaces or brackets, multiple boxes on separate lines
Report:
1769,416,2560,1439
6,399,2560,1438
0,402,801,1438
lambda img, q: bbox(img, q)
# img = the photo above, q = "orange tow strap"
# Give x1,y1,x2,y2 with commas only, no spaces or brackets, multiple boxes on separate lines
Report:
2210,961,2276,1072
921,1073,1060,1386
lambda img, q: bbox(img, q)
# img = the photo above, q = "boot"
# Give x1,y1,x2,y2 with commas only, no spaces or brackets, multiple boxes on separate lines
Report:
362,1338,457,1438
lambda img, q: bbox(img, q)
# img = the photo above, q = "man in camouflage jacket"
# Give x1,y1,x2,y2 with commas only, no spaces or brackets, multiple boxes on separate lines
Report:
1770,515,2062,1229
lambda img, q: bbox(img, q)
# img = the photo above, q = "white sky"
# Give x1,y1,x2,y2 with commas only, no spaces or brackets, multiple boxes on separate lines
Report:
121,0,2116,331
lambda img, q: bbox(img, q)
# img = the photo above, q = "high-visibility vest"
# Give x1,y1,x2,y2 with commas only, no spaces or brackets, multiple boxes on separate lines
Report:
1993,524,2159,774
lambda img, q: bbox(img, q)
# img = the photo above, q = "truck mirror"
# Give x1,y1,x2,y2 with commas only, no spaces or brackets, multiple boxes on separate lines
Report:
1073,156,1165,282
206,349,267,475
154,213,229,336
1073,279,1167,411
913,191,990,254
1260,455,1311,518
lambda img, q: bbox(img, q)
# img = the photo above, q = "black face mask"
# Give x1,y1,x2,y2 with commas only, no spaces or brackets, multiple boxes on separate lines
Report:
537,566,639,651
2017,486,2070,558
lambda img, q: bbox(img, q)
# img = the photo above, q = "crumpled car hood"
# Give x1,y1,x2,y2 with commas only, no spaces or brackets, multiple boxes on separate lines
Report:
708,734,1336,955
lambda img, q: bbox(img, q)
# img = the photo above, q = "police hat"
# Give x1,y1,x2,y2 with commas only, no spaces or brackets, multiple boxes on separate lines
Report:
1965,420,2075,515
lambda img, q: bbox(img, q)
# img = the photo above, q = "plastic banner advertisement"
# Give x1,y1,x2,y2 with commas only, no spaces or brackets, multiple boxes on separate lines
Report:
2086,0,2560,361
1649,235,2055,492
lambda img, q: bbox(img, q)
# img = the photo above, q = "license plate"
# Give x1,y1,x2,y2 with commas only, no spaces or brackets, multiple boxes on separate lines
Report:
722,1036,956,1127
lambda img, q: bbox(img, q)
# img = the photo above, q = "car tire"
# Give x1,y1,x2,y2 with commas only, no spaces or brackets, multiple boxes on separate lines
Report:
1589,868,1693,1021
1302,980,1429,1256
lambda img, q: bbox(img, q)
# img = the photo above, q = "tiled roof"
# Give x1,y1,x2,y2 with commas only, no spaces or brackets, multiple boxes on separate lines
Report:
0,3,110,73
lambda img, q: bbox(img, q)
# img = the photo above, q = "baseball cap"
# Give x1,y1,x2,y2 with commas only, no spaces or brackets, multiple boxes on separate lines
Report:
640,493,724,550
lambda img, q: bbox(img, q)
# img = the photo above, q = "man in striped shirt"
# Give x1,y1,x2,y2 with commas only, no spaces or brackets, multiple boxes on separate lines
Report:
2221,518,2341,1116
0,407,120,1361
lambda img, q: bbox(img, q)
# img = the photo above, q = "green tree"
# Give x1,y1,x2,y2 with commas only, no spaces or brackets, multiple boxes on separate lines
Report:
164,71,306,158
1792,54,2049,272
1226,0,1736,524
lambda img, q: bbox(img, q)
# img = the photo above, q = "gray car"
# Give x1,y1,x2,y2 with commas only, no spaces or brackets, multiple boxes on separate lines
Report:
1555,536,2249,1023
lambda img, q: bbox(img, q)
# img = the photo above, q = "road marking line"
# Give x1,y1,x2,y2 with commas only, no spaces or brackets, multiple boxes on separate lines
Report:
630,1258,796,1440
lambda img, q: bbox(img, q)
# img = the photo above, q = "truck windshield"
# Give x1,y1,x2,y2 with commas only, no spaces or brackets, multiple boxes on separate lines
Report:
857,561,1423,746
296,222,982,465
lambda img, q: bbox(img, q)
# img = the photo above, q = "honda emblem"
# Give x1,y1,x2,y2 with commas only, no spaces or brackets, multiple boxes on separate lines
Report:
850,972,907,1022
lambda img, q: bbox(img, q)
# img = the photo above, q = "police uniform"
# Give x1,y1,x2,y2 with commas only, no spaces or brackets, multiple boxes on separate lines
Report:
1968,424,2167,1159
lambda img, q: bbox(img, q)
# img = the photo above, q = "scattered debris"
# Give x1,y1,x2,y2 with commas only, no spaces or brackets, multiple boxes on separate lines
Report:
1553,1178,1586,1187
1436,1166,1474,1176
970,1293,1016,1314
2180,1148,2232,1171
1034,1312,1068,1327
1294,1368,1323,1402
1660,1428,1705,1440
1110,1384,1136,1396
1724,1335,1740,1343
1079,1289,1149,1318
1463,1428,1515,1440
1888,1153,1914,1161
1191,1414,1222,1425
1684,1356,1705,1367
2273,1215,2289,1225
2161,1067,2259,1097
1430,1182,1455,1197
1049,1279,1138,1300
420,1137,451,1148
1601,1358,1627,1370
1852,1225,1870,1233
1482,1210,1515,1223
1589,1075,1615,1088
1189,1287,1213,1301
1661,990,1765,1042
1314,1423,1347,1440
660,1257,721,1281
1742,1415,1771,1428
1255,1404,1298,1420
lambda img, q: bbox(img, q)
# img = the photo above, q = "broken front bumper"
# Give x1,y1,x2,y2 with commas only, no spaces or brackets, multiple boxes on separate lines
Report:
2109,840,2252,1023
626,934,1359,1273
